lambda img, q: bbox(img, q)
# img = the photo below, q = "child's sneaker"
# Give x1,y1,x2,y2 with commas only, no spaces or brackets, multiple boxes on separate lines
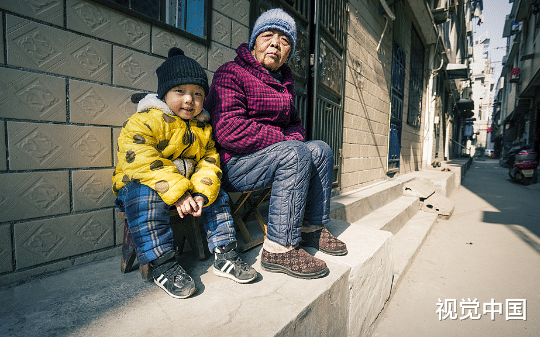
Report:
151,251,196,299
213,241,258,283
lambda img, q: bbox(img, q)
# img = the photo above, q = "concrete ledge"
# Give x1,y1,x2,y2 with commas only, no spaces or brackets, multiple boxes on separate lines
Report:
391,211,439,286
318,220,394,337
330,179,410,223
0,219,393,337
444,157,473,188
401,170,455,197
356,196,419,234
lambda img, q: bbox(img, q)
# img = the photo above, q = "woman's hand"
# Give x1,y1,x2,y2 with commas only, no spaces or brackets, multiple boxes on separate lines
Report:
174,192,205,218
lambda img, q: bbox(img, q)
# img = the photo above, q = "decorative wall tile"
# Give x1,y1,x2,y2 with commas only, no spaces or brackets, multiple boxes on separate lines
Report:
0,122,5,171
212,12,231,47
7,15,111,83
0,171,70,222
152,27,208,69
232,21,249,49
70,80,138,126
0,225,13,273
0,68,66,122
67,0,150,52
14,209,114,269
113,46,160,91
208,42,236,72
7,122,111,170
72,169,115,212
214,0,250,26
0,0,63,27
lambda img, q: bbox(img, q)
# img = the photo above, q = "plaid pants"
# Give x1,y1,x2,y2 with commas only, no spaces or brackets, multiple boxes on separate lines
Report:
115,183,236,265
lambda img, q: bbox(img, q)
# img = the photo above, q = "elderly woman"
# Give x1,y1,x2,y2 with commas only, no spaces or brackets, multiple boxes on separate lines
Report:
204,8,347,279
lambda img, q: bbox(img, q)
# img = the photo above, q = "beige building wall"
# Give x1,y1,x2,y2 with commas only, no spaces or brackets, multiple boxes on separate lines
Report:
396,4,427,174
341,0,391,193
0,0,249,286
342,0,427,190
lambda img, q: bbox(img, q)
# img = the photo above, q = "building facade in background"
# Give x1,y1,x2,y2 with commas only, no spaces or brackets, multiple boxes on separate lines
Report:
494,0,540,160
469,32,495,156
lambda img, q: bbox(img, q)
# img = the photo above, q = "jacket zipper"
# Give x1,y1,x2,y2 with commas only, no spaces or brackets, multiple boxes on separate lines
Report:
179,119,194,158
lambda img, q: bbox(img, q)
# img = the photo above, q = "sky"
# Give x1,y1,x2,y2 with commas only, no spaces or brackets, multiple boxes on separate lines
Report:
472,0,514,80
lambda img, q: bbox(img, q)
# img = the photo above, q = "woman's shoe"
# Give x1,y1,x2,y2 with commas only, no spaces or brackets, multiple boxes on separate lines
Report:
260,247,328,279
300,228,348,256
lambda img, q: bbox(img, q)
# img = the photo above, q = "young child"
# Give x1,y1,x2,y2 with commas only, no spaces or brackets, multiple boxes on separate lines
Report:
113,47,257,299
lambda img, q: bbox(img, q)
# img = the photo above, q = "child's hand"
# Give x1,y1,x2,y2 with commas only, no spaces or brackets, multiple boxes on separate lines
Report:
174,193,205,218
191,195,205,217
174,192,197,218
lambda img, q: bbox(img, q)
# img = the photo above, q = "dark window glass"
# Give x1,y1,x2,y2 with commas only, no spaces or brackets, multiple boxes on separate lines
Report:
407,27,425,128
94,0,209,41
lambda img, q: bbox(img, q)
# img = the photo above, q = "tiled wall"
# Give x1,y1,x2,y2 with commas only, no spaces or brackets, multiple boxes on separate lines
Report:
341,0,392,193
341,0,428,193
0,0,249,286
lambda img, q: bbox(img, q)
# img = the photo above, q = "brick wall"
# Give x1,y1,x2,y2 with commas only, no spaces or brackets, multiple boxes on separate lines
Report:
341,0,428,194
341,0,391,193
0,0,249,286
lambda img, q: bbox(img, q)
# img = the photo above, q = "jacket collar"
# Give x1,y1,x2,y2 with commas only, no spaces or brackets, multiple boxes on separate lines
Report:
136,94,210,122
235,43,295,87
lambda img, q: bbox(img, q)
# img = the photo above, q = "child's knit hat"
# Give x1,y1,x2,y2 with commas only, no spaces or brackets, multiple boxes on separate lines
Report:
156,47,209,99
248,8,297,61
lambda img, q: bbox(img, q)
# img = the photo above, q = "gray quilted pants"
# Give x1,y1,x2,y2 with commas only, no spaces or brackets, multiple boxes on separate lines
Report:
219,140,333,247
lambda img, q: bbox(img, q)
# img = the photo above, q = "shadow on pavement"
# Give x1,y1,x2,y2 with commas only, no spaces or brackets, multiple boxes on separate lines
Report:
465,160,540,255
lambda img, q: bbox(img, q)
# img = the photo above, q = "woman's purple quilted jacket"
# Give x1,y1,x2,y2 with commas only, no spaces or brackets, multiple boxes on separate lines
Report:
204,43,306,164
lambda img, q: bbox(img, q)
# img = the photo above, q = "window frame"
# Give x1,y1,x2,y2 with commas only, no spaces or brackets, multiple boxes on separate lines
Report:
406,26,425,129
89,0,212,46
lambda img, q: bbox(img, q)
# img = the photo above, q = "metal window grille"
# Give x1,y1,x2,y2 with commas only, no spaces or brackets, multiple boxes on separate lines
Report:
388,41,406,172
407,27,425,128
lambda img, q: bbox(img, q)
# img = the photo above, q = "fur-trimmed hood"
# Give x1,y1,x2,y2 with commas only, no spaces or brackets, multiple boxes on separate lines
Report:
136,93,210,123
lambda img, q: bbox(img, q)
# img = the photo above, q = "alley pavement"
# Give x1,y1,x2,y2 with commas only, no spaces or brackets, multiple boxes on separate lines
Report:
372,159,540,336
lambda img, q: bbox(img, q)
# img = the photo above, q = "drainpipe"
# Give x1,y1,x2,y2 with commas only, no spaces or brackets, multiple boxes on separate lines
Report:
423,44,441,168
376,0,396,52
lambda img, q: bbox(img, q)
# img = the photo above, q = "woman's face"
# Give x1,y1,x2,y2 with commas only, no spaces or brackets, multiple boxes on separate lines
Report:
251,29,291,72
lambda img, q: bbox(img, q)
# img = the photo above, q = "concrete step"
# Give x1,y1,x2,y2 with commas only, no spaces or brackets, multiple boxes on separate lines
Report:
330,179,411,224
391,211,439,287
2,218,392,337
356,196,420,234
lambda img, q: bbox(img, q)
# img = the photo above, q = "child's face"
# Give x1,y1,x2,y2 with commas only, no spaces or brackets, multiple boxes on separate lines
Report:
163,84,205,120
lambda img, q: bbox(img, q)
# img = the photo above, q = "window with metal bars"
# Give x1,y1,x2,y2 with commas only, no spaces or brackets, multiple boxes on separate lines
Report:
407,27,425,128
92,0,209,42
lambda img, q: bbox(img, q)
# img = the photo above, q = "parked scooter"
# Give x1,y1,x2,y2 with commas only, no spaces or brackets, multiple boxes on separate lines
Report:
505,144,538,185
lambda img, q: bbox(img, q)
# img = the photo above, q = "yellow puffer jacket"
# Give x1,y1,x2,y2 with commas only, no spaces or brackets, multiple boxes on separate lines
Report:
112,94,221,206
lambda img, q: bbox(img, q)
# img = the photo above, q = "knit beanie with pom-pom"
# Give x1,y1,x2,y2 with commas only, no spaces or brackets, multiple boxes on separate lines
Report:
156,47,209,99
